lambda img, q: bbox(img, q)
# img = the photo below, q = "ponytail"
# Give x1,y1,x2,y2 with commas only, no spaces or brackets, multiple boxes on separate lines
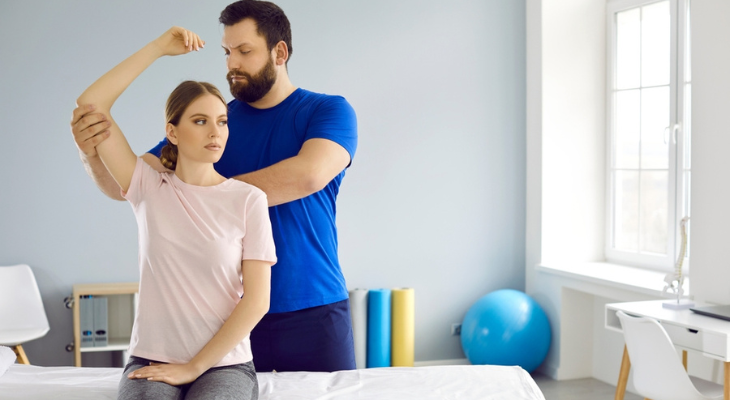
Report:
160,139,178,170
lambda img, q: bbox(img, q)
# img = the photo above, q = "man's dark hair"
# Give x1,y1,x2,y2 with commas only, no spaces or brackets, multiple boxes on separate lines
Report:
220,0,293,62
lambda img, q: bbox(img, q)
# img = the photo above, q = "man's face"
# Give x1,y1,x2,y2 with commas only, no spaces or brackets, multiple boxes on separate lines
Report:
222,19,277,104
226,54,276,104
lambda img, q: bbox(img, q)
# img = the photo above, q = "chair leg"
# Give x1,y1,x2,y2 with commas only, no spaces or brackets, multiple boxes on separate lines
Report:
12,345,30,365
615,345,631,400
724,361,730,400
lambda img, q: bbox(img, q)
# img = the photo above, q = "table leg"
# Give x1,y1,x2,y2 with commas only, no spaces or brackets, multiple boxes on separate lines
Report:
724,361,730,400
683,350,687,370
615,345,631,400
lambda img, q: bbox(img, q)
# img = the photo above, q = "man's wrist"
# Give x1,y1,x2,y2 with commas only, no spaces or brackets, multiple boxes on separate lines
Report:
78,148,97,163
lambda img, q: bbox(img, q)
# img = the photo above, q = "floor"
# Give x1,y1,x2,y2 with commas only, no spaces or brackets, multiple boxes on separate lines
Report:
532,373,643,400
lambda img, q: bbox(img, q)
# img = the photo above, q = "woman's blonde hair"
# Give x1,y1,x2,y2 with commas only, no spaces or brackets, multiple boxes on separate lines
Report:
160,81,228,170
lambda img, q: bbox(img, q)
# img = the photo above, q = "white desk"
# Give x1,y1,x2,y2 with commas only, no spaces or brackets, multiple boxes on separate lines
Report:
605,300,730,400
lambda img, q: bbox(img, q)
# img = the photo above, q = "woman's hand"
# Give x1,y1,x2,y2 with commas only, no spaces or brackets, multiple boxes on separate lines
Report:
127,361,203,386
153,26,205,56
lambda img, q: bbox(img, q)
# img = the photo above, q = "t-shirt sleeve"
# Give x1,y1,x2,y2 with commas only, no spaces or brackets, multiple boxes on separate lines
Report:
147,137,167,158
242,191,277,265
122,158,163,206
304,96,358,166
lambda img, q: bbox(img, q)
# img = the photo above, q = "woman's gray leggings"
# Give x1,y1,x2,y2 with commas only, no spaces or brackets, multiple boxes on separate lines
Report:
117,356,258,400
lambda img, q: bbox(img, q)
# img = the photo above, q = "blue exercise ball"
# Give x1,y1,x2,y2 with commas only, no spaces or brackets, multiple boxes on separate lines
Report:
461,289,551,373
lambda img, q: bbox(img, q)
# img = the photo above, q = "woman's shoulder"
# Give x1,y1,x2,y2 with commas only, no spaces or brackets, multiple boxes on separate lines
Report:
132,156,174,185
224,179,267,200
222,180,269,212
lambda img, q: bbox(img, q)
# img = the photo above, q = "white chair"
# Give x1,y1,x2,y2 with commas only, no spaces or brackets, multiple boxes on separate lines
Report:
0,264,50,364
616,310,723,400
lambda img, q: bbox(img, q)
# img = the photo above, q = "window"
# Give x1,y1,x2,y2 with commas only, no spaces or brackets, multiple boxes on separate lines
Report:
607,0,691,271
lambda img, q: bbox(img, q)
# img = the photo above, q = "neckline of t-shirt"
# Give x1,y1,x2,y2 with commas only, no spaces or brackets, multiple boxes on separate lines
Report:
170,172,233,191
237,87,304,113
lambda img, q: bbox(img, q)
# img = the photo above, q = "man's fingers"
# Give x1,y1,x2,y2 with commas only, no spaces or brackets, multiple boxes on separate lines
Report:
85,130,110,147
74,114,109,140
71,108,109,158
77,130,109,157
71,104,96,126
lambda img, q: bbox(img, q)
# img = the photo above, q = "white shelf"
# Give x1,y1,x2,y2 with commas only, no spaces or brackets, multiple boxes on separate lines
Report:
72,282,138,367
79,338,131,353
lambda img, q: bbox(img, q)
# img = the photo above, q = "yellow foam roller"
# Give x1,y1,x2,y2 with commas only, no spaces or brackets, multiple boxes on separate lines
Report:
391,287,415,366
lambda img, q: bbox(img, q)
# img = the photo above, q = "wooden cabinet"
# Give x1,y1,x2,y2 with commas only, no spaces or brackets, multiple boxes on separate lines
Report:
71,282,138,367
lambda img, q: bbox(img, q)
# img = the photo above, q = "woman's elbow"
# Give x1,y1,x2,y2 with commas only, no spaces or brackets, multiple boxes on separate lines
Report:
76,94,109,111
252,292,270,315
76,90,96,107
257,298,270,318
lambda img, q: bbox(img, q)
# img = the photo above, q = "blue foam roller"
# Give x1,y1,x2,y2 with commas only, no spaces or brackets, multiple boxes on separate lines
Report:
367,289,391,368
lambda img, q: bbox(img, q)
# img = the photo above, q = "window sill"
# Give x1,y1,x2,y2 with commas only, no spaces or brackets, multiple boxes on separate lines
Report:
535,262,690,299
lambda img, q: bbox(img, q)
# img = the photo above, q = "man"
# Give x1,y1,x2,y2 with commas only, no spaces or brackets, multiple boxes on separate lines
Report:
70,0,357,372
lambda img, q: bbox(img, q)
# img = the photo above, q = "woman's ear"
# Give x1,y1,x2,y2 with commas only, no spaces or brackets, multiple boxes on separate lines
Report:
166,123,178,145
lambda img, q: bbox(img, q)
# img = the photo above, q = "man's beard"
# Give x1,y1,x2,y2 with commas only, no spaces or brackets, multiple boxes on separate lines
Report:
227,57,277,103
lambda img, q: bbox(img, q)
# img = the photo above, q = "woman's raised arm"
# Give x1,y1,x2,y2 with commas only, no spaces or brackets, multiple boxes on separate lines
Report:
76,27,204,192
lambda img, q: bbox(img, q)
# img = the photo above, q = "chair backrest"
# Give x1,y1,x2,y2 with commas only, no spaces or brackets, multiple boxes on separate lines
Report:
616,310,710,400
0,264,50,344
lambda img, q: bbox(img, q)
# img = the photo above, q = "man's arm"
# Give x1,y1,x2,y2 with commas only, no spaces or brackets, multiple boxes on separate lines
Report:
80,151,126,201
71,108,170,201
71,106,124,200
234,138,351,207
72,113,350,206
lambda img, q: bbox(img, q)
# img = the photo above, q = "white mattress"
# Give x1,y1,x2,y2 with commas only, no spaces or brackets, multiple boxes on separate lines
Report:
0,363,545,400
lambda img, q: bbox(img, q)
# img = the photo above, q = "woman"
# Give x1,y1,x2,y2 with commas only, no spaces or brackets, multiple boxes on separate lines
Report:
77,27,276,400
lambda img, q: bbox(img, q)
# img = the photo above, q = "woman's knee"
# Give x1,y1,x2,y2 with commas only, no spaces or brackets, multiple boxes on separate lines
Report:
185,362,258,400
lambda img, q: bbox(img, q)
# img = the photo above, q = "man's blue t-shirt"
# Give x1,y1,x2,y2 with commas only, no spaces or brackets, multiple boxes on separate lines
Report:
149,88,358,313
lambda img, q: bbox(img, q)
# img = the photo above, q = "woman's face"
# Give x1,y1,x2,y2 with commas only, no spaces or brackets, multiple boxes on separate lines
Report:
168,94,229,165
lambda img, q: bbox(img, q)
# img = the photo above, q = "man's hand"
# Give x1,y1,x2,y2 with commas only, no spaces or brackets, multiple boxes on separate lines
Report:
70,104,111,158
127,362,203,386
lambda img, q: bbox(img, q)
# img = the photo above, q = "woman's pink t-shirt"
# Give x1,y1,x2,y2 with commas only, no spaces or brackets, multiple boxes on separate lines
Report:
122,158,276,366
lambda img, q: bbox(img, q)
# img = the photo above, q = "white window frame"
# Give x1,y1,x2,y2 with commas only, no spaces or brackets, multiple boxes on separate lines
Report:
605,0,691,272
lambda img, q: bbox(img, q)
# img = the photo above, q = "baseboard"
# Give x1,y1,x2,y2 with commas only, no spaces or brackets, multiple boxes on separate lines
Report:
534,362,559,379
413,358,470,367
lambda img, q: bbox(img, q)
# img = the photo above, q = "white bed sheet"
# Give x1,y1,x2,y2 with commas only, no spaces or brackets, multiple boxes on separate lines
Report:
0,363,545,400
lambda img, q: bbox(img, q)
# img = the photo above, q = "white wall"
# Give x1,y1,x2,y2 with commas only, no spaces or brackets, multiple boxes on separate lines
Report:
0,0,526,366
525,0,543,299
540,0,606,266
526,0,606,379
689,0,730,306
